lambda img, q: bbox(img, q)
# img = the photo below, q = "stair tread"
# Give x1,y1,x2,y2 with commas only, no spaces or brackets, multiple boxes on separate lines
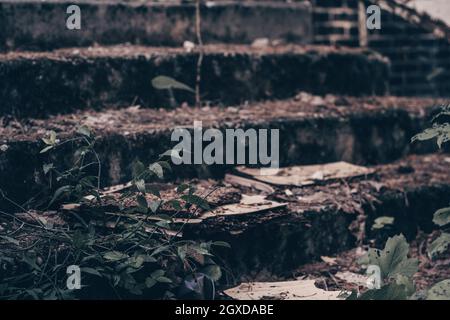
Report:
14,153,450,275
0,95,442,143
183,153,450,230
0,43,389,117
0,43,373,61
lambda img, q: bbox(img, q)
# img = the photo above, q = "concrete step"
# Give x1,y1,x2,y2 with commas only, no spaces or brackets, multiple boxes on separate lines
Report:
16,153,450,278
181,154,450,277
0,95,443,209
0,0,312,51
0,44,389,118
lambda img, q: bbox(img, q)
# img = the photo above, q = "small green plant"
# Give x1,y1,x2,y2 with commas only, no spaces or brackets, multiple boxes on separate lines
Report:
412,104,450,260
0,125,229,300
348,234,450,300
348,104,450,300
347,234,418,300
151,75,195,108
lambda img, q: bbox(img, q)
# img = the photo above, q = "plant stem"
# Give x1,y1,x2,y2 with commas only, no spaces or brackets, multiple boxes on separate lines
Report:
195,0,203,107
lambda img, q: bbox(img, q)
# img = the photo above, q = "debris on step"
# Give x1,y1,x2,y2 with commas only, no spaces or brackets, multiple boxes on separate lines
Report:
295,231,450,292
321,256,338,266
199,195,286,220
4,154,450,278
0,95,442,205
0,44,390,117
0,1,312,51
236,162,375,187
224,279,343,300
224,174,275,194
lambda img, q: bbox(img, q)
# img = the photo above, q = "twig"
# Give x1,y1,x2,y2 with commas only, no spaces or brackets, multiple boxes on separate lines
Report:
195,0,204,107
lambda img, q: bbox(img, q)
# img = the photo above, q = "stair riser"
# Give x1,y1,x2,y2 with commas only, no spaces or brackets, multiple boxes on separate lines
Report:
184,182,450,278
0,1,312,51
0,49,388,117
0,110,435,210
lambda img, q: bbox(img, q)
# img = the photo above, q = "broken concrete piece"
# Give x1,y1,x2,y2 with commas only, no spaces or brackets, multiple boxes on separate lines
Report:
224,279,343,300
200,195,286,219
237,162,375,187
224,174,275,193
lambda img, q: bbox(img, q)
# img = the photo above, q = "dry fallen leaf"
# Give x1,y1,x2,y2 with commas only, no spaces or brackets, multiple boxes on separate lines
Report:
224,279,343,300
224,174,275,193
200,195,286,219
237,162,374,187
321,256,337,265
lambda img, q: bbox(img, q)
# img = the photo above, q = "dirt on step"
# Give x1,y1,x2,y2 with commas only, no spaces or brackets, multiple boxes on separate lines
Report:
0,94,444,143
294,231,450,292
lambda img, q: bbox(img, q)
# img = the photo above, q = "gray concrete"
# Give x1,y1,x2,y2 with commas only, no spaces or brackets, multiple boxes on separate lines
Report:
0,45,389,117
0,1,313,51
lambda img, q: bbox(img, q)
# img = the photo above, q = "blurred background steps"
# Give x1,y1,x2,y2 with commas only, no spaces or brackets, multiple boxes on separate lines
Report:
0,0,312,51
0,95,442,209
0,44,389,118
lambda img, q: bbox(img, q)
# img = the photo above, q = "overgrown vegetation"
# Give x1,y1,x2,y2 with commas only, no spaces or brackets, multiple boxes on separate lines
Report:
0,126,228,299
346,104,450,300
412,104,450,262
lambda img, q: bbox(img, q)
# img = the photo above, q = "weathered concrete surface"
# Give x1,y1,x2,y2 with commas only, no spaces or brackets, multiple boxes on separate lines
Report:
0,0,312,51
8,153,450,278
0,95,443,210
0,44,389,118
182,154,450,277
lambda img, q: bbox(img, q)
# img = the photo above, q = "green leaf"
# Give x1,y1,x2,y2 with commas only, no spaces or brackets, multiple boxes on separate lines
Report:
428,232,450,260
49,185,72,207
156,276,173,284
81,267,102,277
135,179,146,194
212,241,231,248
167,199,182,210
40,146,53,154
145,277,156,288
202,265,222,281
427,279,450,300
127,255,145,269
136,195,148,210
358,283,408,300
146,185,161,198
177,245,187,260
149,163,164,179
411,127,440,142
77,125,91,137
394,274,415,296
149,200,162,213
177,184,190,193
103,251,129,262
411,124,450,147
433,207,450,226
160,149,183,161
151,76,195,93
181,194,210,210
363,234,417,280
132,160,146,180
150,269,165,279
